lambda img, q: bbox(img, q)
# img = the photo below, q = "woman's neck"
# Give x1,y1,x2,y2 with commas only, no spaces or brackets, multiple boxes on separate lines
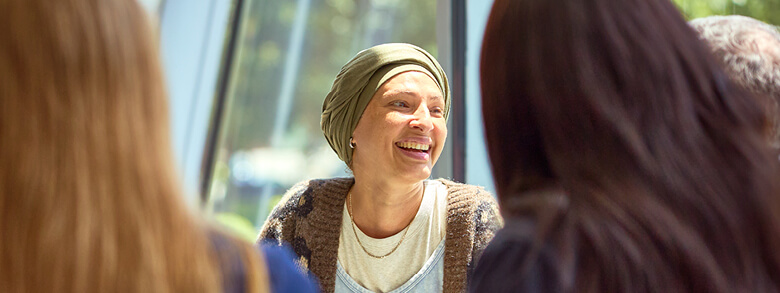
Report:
348,177,426,238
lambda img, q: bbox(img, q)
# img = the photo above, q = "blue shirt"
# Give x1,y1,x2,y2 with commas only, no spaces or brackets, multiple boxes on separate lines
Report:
211,232,320,293
260,244,321,293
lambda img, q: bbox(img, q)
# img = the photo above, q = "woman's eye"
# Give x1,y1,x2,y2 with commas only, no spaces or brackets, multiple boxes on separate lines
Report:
430,107,444,115
391,101,409,108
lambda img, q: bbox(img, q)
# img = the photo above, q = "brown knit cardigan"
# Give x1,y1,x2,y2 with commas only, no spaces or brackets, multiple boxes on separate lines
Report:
257,177,502,293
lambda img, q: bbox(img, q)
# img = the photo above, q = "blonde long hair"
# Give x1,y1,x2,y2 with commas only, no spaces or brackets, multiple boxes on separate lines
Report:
0,0,268,291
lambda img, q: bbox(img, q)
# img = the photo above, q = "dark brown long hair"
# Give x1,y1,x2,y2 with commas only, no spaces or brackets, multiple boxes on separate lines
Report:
481,0,780,291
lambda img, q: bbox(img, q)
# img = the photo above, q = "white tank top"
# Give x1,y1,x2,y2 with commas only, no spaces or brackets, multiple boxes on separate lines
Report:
336,180,448,292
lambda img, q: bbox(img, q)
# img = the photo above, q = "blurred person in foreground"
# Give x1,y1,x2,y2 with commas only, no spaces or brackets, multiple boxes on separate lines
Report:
0,0,317,292
470,0,780,292
258,43,502,293
690,15,780,148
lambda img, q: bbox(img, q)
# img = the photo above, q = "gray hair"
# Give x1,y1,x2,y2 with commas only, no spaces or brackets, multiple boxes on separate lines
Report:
689,15,780,146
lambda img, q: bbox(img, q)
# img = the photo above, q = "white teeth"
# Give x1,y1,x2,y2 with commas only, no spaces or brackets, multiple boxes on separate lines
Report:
398,142,430,151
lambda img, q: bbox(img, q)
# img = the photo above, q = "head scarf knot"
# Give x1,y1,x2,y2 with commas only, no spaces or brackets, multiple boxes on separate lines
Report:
320,43,450,166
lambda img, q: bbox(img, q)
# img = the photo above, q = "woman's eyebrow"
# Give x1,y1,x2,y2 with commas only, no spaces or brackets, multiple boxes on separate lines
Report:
383,90,443,103
384,89,418,96
428,95,444,104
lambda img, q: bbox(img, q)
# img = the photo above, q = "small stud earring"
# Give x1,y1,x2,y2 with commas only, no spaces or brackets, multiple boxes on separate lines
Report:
349,137,356,149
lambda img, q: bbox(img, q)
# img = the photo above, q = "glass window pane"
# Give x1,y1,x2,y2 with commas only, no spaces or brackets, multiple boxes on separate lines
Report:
140,0,165,18
207,0,440,232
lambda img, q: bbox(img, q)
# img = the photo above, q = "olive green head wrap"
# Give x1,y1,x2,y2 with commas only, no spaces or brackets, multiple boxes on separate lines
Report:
321,43,450,166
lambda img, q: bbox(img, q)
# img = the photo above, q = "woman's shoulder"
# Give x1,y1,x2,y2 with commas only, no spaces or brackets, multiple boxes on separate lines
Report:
433,178,499,212
435,178,492,198
260,177,351,223
267,177,354,220
433,178,503,248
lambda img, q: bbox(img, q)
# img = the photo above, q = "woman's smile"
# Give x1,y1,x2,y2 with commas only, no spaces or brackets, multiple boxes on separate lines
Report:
395,140,431,161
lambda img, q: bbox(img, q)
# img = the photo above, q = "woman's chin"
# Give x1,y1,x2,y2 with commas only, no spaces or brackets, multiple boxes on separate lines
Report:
399,166,434,182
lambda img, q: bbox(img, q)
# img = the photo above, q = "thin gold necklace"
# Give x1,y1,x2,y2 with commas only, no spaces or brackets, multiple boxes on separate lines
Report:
347,192,412,259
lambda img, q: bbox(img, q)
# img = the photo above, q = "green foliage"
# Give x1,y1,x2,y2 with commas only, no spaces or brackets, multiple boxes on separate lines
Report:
672,0,780,25
214,212,259,242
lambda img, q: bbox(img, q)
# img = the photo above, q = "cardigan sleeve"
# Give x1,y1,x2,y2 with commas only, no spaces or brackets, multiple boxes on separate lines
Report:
257,181,310,247
438,178,504,293
257,180,323,272
468,188,503,273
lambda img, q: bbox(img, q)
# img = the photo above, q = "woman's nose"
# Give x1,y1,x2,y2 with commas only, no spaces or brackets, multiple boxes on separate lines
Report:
409,106,433,132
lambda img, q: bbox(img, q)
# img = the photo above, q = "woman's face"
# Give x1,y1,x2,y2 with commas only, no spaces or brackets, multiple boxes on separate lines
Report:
351,71,448,184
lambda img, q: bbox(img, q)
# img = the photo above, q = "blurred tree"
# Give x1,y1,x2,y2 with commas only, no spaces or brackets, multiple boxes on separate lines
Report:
673,0,780,25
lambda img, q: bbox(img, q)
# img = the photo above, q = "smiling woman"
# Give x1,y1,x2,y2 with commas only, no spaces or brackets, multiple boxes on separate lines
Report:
258,43,502,293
